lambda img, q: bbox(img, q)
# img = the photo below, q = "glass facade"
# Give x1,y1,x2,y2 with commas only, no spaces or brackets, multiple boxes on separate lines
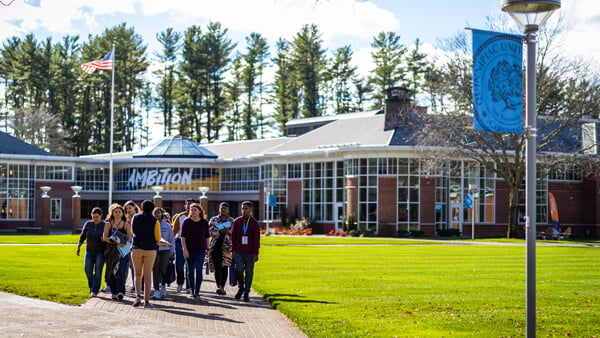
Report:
0,163,34,220
221,167,259,191
302,161,344,222
36,165,73,181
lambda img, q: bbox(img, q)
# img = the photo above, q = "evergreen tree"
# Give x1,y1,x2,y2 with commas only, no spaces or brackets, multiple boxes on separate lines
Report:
224,54,244,141
291,24,326,118
272,38,299,135
328,45,357,114
203,22,236,142
406,38,430,103
370,31,407,108
154,28,181,137
242,32,269,139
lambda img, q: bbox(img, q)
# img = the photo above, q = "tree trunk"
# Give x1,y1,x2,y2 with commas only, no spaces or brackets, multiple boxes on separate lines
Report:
507,188,521,238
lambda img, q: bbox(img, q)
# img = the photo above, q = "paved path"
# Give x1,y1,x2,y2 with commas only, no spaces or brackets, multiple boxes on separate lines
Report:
0,274,306,337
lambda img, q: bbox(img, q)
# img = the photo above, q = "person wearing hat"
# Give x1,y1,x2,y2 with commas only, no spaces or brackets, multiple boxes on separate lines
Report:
208,202,235,295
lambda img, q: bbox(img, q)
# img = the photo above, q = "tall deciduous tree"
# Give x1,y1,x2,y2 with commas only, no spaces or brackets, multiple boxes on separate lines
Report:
414,18,600,238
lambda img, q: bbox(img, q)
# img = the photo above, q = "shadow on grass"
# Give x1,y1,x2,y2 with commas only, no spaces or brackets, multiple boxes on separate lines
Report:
263,293,337,307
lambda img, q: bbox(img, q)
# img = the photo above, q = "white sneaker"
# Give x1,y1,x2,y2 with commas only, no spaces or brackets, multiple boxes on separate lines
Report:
102,285,111,293
176,285,183,293
160,284,167,297
152,290,161,299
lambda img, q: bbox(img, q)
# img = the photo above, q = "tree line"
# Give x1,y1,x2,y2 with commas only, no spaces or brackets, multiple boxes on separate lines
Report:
0,22,430,155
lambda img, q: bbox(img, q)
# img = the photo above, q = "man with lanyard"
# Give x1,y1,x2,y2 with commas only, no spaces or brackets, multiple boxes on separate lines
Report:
231,201,260,302
171,198,197,293
208,202,235,296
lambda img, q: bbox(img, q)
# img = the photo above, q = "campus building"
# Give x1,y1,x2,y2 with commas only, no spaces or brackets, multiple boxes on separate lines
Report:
1,88,599,238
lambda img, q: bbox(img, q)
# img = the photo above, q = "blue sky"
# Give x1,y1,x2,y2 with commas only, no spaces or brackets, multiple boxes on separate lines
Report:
1,0,598,143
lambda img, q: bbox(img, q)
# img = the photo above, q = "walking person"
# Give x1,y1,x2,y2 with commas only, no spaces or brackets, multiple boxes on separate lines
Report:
208,202,234,296
102,203,132,301
181,203,210,299
171,198,196,293
124,200,141,292
131,200,169,308
151,207,175,300
231,201,261,302
76,207,106,297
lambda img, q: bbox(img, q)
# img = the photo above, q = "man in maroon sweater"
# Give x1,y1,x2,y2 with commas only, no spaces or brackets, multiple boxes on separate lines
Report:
231,201,260,302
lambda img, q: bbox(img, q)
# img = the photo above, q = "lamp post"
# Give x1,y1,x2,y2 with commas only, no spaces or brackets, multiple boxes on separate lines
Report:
501,1,561,337
152,186,164,208
469,184,478,240
199,186,209,215
71,186,82,234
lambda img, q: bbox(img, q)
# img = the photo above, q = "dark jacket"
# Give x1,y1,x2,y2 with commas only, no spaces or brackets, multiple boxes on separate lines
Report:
78,220,106,254
231,216,260,255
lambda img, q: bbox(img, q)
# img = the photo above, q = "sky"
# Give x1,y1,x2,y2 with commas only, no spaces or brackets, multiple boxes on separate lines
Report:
0,0,598,144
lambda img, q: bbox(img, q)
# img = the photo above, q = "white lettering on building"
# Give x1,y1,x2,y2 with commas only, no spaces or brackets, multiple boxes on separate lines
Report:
127,168,193,189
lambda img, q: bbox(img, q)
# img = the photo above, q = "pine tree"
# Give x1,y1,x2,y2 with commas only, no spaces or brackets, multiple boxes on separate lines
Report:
370,31,407,108
155,28,181,137
291,24,326,118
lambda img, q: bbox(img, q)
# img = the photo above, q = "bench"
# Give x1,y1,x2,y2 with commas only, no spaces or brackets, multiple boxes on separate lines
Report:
15,227,43,233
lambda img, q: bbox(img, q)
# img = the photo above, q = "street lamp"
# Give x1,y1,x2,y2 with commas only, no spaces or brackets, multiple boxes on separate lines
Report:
70,185,82,198
501,1,561,337
199,186,209,199
40,186,51,198
152,186,163,198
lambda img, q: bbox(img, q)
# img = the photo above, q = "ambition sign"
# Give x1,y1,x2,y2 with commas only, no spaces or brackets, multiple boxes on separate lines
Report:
126,168,193,190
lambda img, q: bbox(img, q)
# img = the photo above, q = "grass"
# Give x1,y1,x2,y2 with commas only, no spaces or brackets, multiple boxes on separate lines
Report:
0,233,79,244
252,243,600,337
0,235,599,336
0,245,88,305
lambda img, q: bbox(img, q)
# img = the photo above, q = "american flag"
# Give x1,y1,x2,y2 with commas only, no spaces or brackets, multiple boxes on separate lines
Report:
80,50,113,74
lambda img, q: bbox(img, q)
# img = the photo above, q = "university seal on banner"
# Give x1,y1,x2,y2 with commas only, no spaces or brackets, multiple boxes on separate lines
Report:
472,29,523,133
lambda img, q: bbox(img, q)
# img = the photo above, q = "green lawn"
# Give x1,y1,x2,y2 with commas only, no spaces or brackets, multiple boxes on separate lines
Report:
0,235,598,336
253,243,600,337
0,233,79,244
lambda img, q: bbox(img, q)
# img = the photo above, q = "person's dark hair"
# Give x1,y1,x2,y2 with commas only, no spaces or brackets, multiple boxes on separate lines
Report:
241,201,253,209
185,198,198,204
141,200,154,215
91,207,102,215
219,202,229,209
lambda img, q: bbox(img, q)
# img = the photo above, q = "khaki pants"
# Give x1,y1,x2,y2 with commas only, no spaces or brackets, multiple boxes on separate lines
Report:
131,248,156,302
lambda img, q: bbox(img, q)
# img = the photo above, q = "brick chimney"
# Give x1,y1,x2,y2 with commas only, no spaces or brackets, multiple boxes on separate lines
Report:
384,87,413,130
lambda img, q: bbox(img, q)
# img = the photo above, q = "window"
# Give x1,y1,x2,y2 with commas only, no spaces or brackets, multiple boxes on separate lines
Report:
51,198,61,221
221,167,259,191
303,161,343,222
36,165,73,181
76,167,108,191
263,164,287,222
397,158,420,232
0,163,34,220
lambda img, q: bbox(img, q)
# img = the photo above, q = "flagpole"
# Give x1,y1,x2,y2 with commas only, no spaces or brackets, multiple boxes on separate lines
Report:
109,44,115,204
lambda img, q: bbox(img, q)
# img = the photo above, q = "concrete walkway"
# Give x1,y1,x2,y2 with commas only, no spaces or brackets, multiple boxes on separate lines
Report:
0,274,306,337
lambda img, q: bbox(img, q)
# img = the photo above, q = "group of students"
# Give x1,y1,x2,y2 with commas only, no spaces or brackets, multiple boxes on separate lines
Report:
76,198,261,308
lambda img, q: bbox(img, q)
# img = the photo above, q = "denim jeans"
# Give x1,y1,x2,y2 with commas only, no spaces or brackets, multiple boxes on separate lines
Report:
175,238,189,288
84,251,105,294
186,249,206,295
234,253,255,293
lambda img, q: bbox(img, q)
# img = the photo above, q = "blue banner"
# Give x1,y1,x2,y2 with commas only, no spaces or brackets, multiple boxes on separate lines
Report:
472,29,523,133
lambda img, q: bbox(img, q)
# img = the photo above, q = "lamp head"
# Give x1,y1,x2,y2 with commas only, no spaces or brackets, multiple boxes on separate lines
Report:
40,186,51,198
199,186,209,198
71,185,82,198
501,0,561,31
152,185,163,197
